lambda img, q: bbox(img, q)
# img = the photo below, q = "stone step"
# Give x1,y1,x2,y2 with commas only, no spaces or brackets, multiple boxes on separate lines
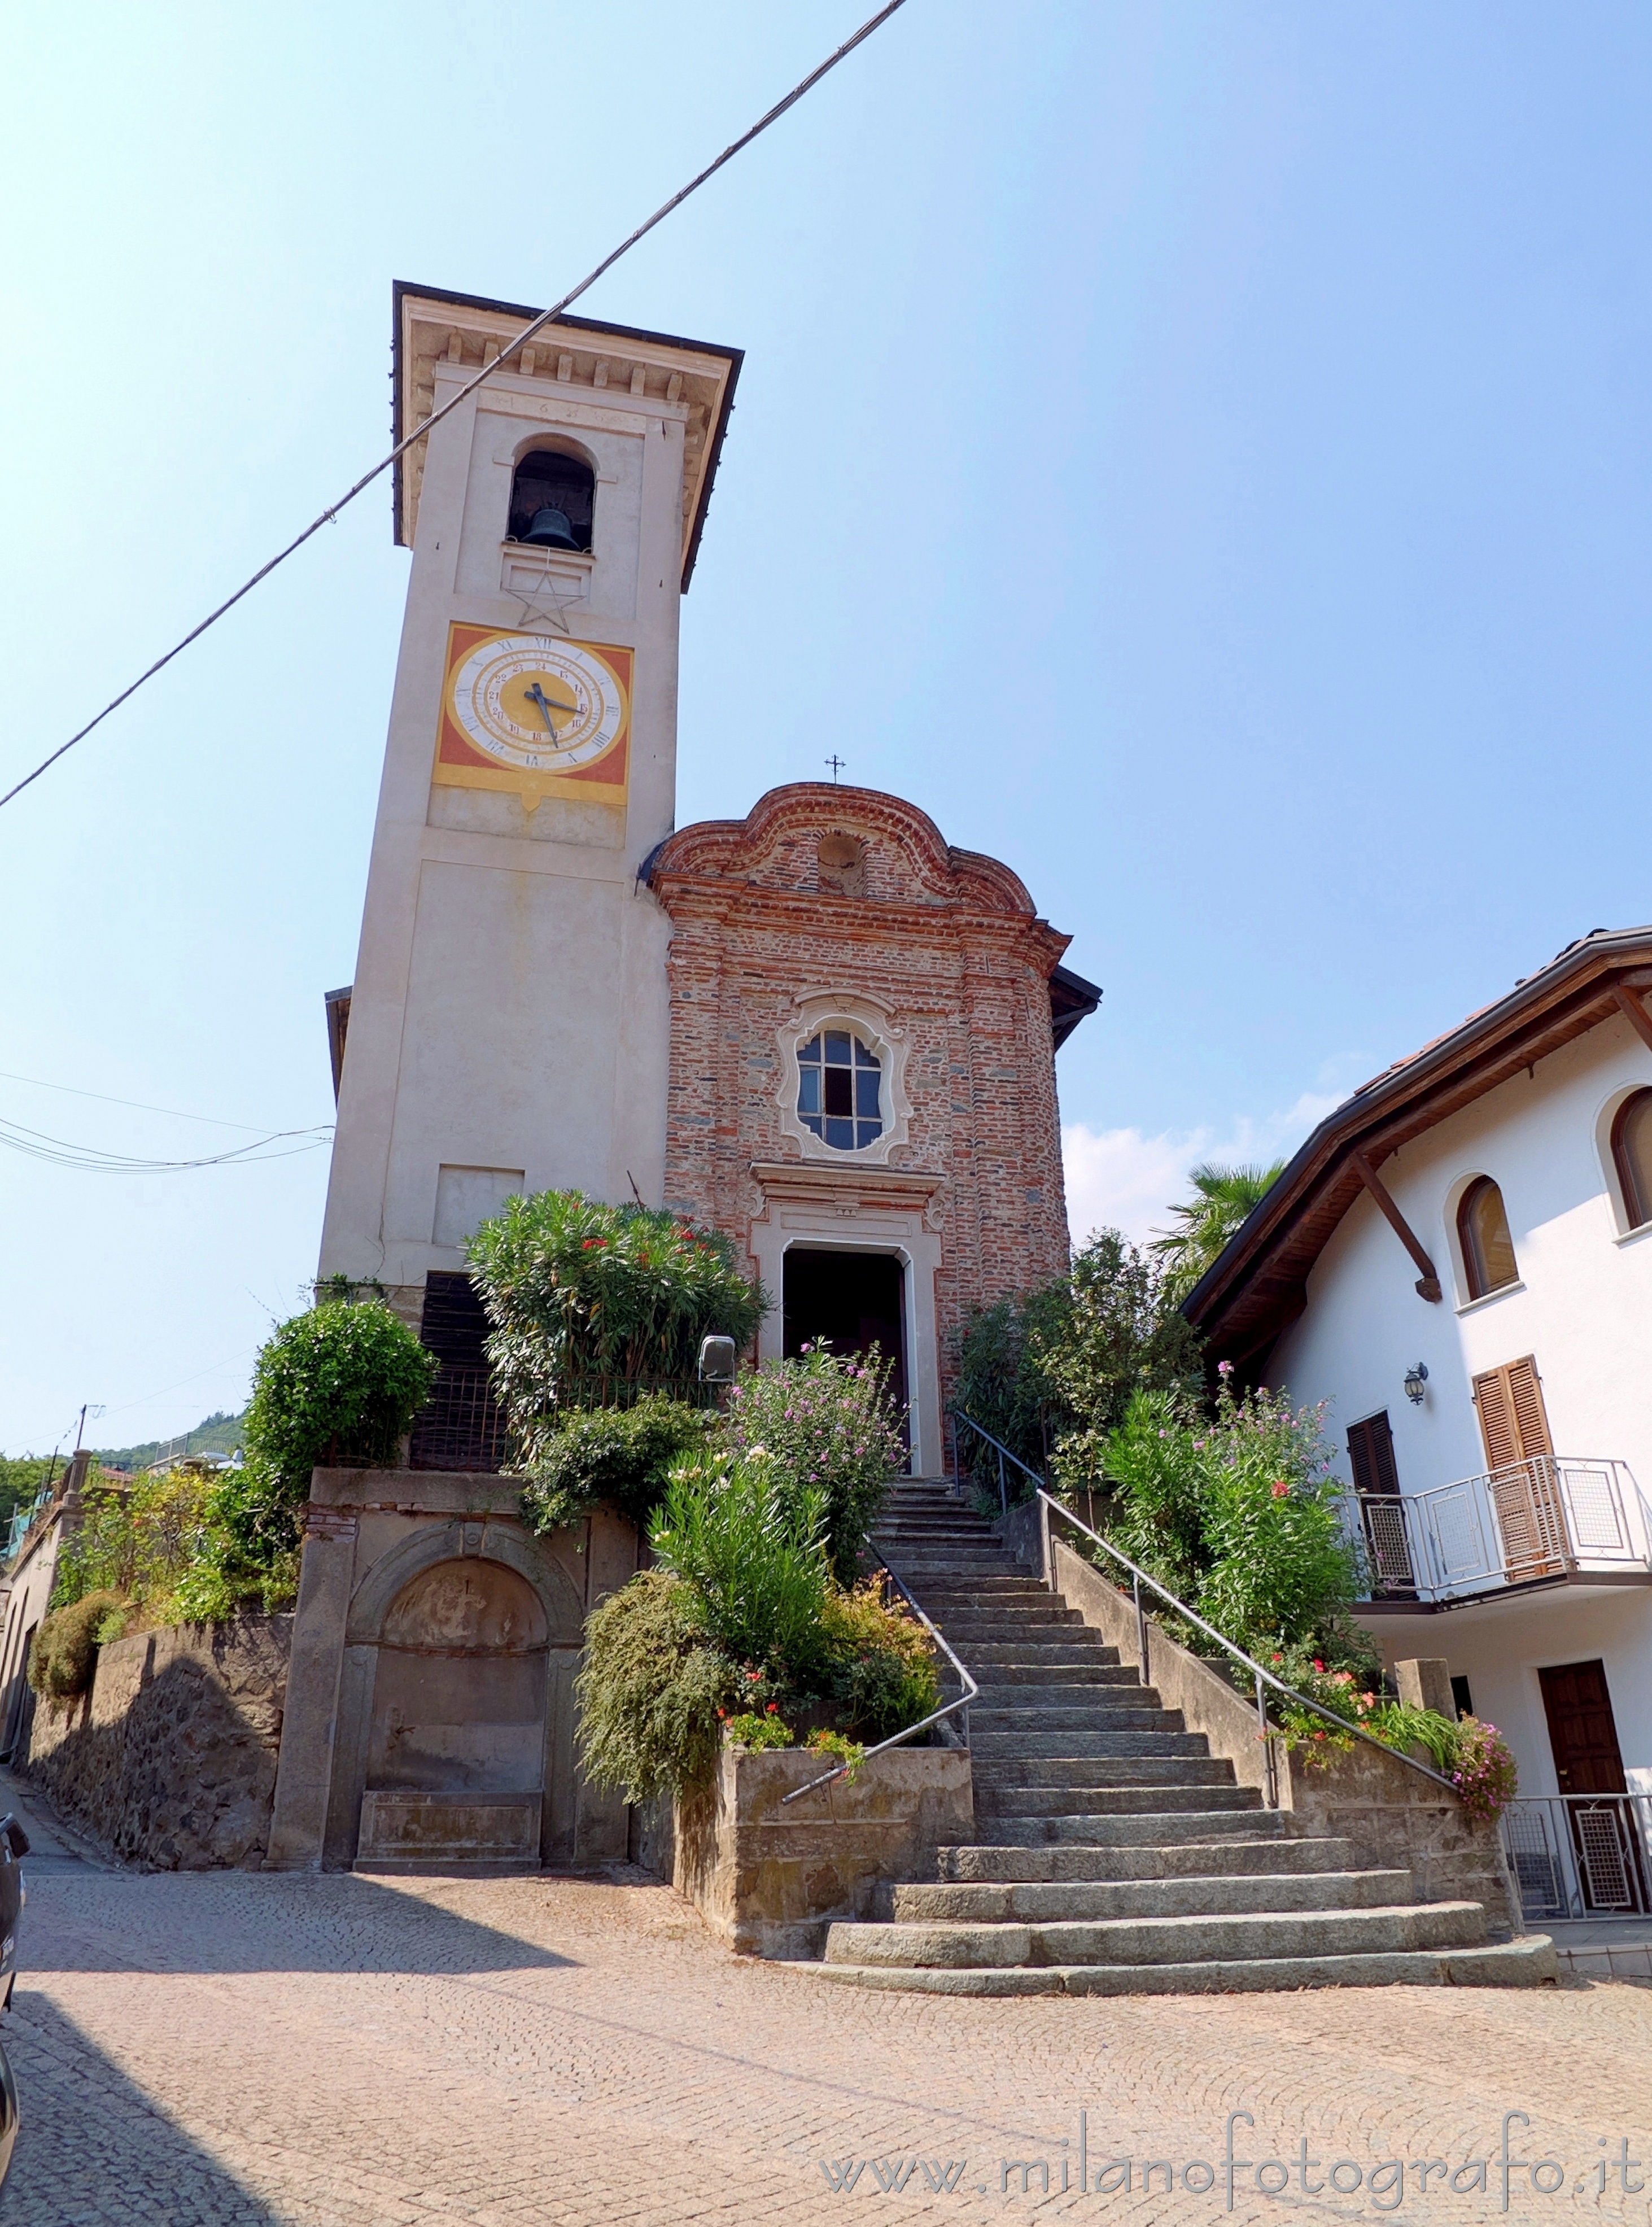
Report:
936,1832,1348,1883
893,1867,1419,1924
973,1757,1233,1791
970,1705,1183,1734
939,1612,1095,1630
808,1936,1562,1997
969,1730,1208,1758
966,1817,1300,1853
976,1784,1261,1820
971,1686,1182,1715
957,1639,1120,1665
911,1580,1059,1599
823,1900,1490,1973
983,1809,1283,1848
969,1663,1139,1689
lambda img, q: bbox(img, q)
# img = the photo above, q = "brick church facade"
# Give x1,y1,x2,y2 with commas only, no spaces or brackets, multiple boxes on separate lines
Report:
648,781,1096,1474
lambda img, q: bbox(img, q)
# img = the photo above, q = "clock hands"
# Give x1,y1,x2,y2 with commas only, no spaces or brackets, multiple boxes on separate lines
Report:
524,681,578,737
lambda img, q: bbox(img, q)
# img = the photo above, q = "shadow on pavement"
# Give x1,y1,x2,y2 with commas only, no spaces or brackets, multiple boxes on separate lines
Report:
23,1868,579,1977
0,1991,286,2226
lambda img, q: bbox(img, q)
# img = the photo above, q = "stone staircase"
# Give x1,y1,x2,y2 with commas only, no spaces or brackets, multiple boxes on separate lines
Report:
818,1480,1558,1995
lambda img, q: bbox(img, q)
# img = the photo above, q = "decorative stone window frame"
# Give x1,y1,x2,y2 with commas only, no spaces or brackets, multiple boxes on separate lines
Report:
775,992,913,1167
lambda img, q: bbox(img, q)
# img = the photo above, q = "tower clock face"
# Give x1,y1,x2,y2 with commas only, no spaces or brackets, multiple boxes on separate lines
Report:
445,634,626,774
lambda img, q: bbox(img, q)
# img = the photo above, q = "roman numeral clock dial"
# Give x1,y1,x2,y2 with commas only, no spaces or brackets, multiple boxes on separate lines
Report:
434,626,633,813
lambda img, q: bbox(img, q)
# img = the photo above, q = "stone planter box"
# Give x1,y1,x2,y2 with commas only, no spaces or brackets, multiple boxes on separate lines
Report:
997,1503,1520,1932
659,1745,974,1960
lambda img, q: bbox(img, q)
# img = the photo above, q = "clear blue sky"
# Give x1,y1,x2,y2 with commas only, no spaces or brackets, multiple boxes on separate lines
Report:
5,2,1650,1453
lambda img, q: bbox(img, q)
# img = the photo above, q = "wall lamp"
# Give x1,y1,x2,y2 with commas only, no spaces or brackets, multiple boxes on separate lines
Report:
1403,1362,1430,1406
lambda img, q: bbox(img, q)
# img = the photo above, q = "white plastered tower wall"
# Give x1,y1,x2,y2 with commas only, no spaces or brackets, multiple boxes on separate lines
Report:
318,288,740,1295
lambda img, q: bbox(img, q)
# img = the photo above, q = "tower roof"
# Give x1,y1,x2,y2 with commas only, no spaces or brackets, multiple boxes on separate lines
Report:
391,282,742,588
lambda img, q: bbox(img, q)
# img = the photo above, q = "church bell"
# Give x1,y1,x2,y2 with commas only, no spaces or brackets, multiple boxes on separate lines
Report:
523,504,579,551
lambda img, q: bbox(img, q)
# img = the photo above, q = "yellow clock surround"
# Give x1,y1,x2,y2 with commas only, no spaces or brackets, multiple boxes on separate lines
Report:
434,623,632,813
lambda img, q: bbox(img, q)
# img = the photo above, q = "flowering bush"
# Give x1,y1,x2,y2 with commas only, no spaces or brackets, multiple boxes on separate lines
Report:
818,1578,942,1739
467,1188,767,1461
1452,1717,1519,1820
806,1728,867,1783
578,1469,939,1800
722,1707,794,1752
720,1346,905,1584
1089,1382,1362,1654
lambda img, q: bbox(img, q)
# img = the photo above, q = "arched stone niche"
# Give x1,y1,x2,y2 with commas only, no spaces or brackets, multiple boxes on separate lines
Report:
367,1560,548,1799
323,1521,585,1871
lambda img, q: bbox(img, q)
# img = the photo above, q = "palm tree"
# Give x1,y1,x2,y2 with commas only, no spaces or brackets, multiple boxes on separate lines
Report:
1151,1160,1286,1302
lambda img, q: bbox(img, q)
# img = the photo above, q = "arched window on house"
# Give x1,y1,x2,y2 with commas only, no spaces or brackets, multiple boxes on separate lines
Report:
798,1030,882,1151
1611,1088,1652,1230
1457,1176,1520,1300
506,449,595,551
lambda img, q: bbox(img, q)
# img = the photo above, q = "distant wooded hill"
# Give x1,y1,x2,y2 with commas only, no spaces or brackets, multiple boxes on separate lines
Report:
90,1406,250,1471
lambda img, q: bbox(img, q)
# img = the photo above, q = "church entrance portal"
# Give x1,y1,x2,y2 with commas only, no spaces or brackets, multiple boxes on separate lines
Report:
783,1248,908,1436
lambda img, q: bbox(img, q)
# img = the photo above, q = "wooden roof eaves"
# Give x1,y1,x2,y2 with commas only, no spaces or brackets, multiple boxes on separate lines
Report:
1185,930,1652,1353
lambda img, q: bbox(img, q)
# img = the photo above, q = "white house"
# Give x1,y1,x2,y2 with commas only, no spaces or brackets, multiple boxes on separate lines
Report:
1185,927,1652,1923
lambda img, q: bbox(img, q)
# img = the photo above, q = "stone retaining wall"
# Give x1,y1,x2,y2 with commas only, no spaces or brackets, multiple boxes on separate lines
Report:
661,1745,974,1959
25,1614,292,1868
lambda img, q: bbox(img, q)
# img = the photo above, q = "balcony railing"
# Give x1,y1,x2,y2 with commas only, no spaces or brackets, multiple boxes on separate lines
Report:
1352,1457,1652,1605
1504,1793,1652,1924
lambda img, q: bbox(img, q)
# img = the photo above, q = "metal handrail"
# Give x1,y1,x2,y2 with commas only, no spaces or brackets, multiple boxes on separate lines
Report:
1029,1486,1458,1798
950,1409,1454,1793
951,1409,1046,1513
779,1552,980,1804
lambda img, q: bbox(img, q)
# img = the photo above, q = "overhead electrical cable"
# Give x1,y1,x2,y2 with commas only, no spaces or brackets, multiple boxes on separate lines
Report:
0,0,911,815
0,1067,322,1134
0,1112,333,1173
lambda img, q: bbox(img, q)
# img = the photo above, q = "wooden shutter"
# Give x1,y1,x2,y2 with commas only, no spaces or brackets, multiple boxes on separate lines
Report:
1507,1356,1553,1459
1347,1412,1399,1497
1473,1356,1563,1577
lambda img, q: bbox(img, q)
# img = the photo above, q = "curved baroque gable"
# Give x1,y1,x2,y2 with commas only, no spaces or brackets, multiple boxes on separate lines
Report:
647,783,1037,917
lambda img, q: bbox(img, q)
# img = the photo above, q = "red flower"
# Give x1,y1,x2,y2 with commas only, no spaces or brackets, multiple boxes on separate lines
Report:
766,1703,779,1715
1270,1480,1290,1499
1312,1658,1326,1673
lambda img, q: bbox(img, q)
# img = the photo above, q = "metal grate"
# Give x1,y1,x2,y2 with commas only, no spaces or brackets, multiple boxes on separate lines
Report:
408,1364,510,1473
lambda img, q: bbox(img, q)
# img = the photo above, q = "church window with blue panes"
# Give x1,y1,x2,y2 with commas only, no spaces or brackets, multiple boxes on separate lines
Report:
798,1030,882,1151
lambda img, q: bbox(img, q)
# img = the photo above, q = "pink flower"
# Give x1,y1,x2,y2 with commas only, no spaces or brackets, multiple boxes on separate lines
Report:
1312,1658,1326,1674
1270,1480,1290,1499
1217,1360,1234,1377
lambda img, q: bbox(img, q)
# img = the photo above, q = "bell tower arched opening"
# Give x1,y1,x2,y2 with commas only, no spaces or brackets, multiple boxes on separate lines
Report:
507,447,595,551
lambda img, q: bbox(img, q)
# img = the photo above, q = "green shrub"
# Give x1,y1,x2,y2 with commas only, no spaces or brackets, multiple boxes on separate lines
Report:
466,1189,766,1459
245,1300,437,1491
1084,1379,1362,1660
51,1468,217,1616
719,1347,904,1583
954,1281,1074,1483
575,1569,736,1801
723,1708,793,1751
518,1396,712,1535
805,1728,867,1783
649,1456,831,1679
818,1579,941,1740
29,1590,126,1700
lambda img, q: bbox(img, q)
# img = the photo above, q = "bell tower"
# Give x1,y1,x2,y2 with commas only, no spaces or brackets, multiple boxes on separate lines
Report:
317,284,741,1303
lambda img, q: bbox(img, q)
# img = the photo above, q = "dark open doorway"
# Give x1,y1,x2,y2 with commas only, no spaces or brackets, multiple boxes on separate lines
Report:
783,1248,908,1444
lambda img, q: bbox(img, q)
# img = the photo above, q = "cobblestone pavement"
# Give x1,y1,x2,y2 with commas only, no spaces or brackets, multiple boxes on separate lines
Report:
1,1848,1650,2227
